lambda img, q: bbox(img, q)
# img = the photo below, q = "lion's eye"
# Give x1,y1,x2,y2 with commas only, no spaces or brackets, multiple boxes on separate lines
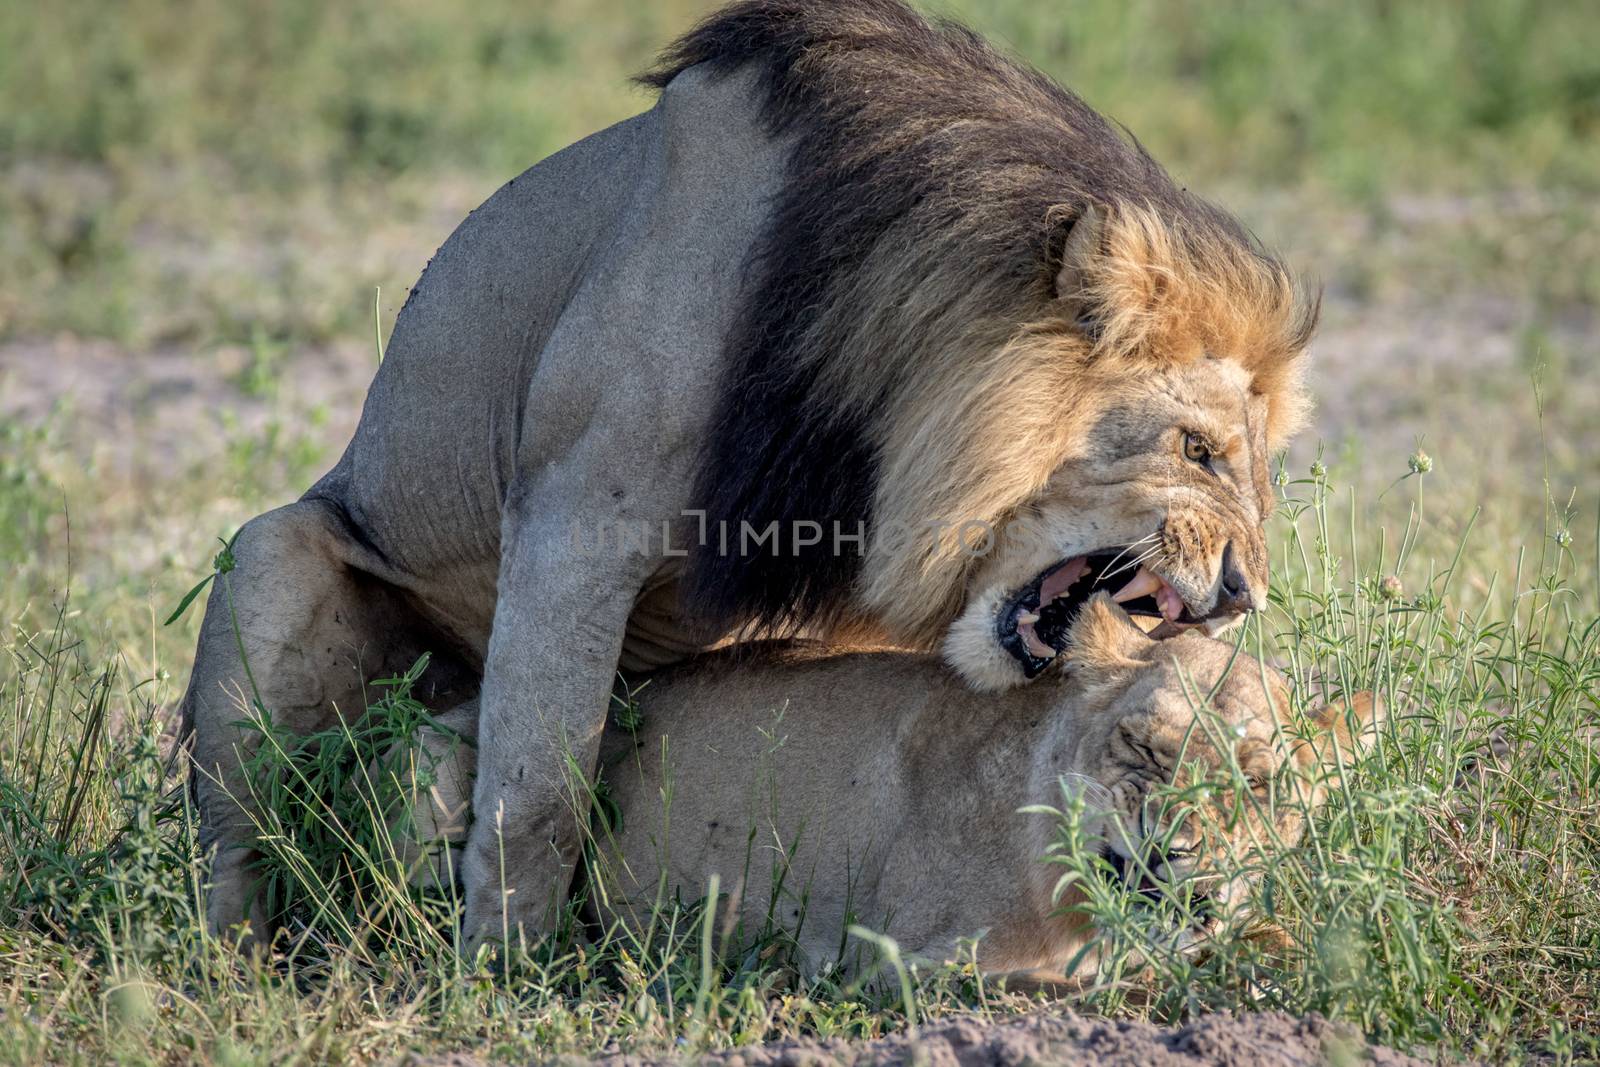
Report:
1125,734,1162,768
1182,432,1212,466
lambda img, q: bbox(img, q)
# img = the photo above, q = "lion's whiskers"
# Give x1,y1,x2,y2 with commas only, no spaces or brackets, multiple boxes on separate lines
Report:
1101,539,1162,583
1096,534,1158,582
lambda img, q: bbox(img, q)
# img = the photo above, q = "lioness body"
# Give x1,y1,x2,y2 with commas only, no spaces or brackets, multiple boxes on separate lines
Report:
180,0,1318,947
602,645,1079,977
411,599,1367,980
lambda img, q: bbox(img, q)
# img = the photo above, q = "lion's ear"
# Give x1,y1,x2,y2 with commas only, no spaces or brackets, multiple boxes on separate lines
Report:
1066,592,1151,676
1052,204,1108,334
1304,691,1384,768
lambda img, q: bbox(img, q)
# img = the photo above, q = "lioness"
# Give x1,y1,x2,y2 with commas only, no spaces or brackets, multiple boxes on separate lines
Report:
403,596,1373,981
179,0,1319,947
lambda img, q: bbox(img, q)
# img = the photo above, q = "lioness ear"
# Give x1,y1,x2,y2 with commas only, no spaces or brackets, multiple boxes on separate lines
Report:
1052,203,1108,334
1305,691,1383,767
1066,592,1151,676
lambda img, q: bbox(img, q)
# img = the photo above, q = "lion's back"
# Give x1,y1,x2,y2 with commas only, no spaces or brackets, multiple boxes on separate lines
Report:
305,65,788,652
310,107,653,569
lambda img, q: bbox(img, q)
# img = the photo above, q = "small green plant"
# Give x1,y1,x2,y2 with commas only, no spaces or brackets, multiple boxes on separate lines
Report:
0,408,63,571
233,655,468,956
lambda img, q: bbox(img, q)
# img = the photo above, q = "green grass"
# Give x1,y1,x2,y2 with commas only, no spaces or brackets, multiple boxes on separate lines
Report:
3,447,1597,1064
4,0,1595,191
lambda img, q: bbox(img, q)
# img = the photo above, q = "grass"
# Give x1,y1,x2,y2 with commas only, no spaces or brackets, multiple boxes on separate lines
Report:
2,445,1597,1064
1062,462,1600,1058
2,0,1599,1063
4,0,1595,191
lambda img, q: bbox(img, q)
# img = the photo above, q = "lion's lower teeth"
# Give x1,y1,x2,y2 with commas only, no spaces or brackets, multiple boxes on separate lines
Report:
1019,622,1055,659
1113,564,1185,620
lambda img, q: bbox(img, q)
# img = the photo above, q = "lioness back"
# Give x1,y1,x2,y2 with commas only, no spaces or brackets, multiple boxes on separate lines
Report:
586,602,1369,979
592,645,1066,972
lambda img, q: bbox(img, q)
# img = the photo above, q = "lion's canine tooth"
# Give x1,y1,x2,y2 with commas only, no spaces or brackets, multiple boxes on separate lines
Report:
1016,611,1040,626
1112,566,1163,604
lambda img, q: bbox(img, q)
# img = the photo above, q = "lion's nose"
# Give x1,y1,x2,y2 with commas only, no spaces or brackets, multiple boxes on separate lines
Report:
1216,541,1257,615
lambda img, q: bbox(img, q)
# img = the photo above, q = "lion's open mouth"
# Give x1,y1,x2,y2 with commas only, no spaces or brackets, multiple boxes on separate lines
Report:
997,550,1207,677
1103,845,1167,906
1098,844,1217,931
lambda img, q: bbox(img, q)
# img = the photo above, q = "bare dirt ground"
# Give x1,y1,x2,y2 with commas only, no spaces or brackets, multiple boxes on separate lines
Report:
3,291,1592,487
417,1011,1434,1067
0,335,372,473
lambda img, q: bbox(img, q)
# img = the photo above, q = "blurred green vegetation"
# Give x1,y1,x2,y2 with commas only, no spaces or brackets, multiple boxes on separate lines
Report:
2,0,1597,346
954,0,1600,196
5,0,1597,191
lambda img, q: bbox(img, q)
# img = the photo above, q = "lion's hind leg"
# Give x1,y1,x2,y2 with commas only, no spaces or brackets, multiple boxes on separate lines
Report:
180,497,470,945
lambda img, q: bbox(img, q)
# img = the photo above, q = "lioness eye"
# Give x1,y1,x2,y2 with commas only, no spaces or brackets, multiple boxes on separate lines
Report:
1183,432,1212,465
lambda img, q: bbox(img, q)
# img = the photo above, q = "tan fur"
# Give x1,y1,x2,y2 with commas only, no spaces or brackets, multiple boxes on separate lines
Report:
402,597,1373,982
649,2,1319,654
938,347,1290,691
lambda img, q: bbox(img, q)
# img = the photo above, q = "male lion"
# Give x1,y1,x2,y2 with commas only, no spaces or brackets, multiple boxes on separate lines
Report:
402,595,1376,983
179,0,1318,947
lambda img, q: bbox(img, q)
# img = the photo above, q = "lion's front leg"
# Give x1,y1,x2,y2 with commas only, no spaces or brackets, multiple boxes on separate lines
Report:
459,484,662,953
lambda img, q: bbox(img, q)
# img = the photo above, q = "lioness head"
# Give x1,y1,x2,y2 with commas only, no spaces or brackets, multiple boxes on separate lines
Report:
1059,594,1377,921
